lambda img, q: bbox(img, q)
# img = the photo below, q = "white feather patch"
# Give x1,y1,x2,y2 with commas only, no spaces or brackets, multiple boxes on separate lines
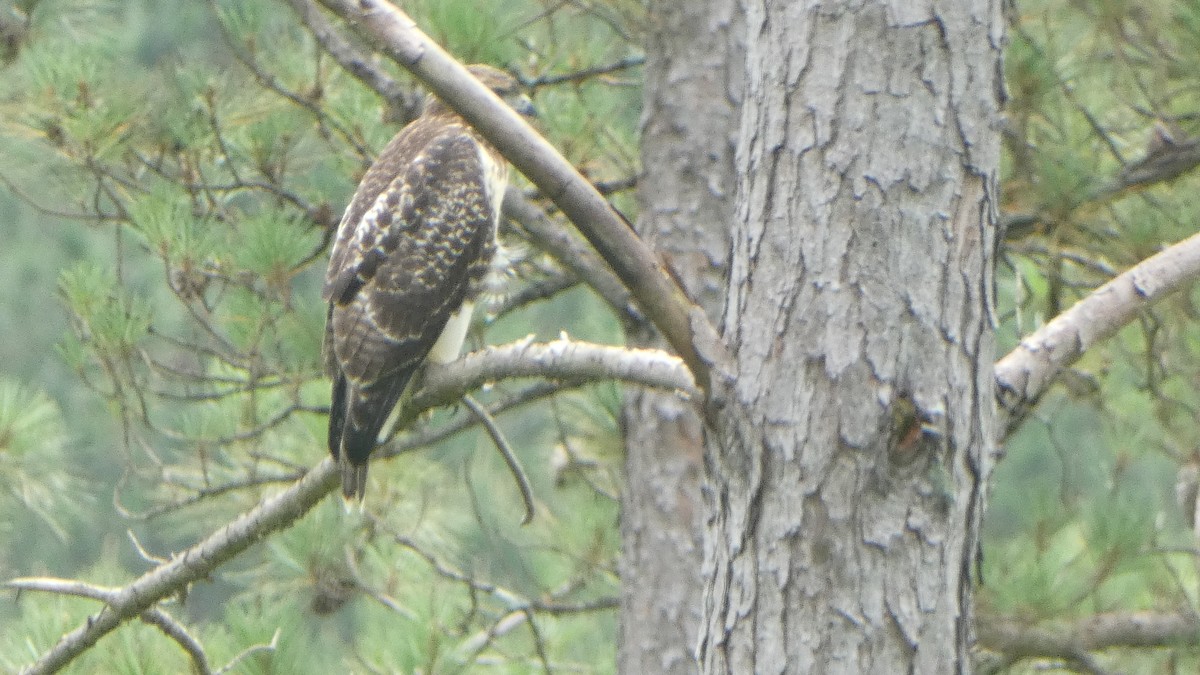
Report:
428,301,475,364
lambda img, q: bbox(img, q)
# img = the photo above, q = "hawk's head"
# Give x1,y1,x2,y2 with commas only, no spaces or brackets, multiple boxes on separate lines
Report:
424,64,535,119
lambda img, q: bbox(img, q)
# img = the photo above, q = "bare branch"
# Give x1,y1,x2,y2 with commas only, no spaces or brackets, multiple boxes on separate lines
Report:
213,629,280,675
315,0,722,387
138,610,212,675
516,55,645,89
1003,139,1200,239
1103,137,1200,197
978,611,1200,660
7,576,118,600
995,231,1200,434
13,463,339,674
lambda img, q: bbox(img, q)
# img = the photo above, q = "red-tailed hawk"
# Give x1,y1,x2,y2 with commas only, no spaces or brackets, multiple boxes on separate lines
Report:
323,64,531,499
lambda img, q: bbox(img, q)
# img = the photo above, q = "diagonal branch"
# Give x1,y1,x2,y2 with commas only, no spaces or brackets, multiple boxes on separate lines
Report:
285,0,640,327
995,230,1200,435
9,339,692,673
315,0,722,387
462,393,536,525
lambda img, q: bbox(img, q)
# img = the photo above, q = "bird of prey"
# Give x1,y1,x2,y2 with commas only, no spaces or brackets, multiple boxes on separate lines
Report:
323,64,531,499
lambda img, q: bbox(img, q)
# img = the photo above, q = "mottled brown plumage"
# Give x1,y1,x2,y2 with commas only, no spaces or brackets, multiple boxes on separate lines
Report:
323,65,528,499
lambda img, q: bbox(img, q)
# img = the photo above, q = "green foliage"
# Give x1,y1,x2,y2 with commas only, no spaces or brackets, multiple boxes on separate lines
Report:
0,378,89,546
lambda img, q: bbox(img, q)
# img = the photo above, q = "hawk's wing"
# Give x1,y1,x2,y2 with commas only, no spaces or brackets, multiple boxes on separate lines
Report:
324,122,502,498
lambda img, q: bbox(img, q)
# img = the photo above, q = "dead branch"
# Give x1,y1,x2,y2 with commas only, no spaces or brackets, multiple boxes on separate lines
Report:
995,231,1200,434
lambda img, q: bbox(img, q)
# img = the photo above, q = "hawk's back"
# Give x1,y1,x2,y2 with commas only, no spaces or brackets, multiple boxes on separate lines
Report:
323,65,518,499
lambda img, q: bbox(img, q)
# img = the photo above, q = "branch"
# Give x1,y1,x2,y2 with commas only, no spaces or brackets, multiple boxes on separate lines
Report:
315,0,722,387
408,337,696,423
977,611,1200,660
12,463,339,674
1101,137,1200,198
10,338,690,673
8,577,213,674
995,231,1200,434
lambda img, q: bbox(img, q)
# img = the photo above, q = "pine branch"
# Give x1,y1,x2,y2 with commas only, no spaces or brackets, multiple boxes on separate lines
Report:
995,230,1200,435
283,0,422,122
8,578,213,674
502,188,641,326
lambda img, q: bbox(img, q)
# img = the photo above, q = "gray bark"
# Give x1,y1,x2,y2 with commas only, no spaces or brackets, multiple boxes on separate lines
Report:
619,0,742,672
699,2,1003,673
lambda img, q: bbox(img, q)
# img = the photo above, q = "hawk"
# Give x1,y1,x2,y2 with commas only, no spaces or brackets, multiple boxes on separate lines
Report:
323,64,531,499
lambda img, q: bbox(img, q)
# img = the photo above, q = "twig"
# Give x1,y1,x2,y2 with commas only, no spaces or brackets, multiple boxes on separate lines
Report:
517,55,645,88
462,394,536,525
995,230,1200,434
283,0,421,121
206,0,373,159
213,629,280,675
138,610,212,674
377,381,561,460
316,0,721,388
6,577,212,674
487,271,578,319
126,529,167,565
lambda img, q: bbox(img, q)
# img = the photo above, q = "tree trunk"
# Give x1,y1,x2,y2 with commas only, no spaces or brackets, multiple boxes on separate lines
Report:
698,2,1003,672
619,0,742,672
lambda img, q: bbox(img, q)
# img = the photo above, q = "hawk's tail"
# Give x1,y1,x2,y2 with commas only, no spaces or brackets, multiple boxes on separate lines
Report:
329,370,415,500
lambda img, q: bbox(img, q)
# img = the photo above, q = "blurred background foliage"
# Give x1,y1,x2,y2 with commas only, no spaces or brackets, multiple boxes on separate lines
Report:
3,0,1200,672
0,0,637,671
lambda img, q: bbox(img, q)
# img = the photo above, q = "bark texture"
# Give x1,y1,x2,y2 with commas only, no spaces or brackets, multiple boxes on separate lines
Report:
699,2,1003,673
619,0,742,672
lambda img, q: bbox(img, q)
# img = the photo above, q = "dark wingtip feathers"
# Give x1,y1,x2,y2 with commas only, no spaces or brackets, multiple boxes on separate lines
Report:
340,457,369,501
328,370,416,502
